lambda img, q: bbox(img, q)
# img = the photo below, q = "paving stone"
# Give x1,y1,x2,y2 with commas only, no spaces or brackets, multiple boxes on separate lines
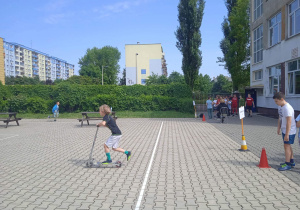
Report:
1,118,300,210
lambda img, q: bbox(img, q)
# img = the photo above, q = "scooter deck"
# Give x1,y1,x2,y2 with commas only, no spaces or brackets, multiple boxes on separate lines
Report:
86,160,122,168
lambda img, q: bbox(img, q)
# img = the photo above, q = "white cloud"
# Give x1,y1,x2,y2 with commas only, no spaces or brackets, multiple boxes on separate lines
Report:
96,0,151,18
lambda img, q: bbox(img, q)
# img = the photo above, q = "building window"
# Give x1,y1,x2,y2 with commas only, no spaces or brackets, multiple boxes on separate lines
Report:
141,69,146,74
254,0,263,21
269,12,281,47
141,79,146,85
288,59,300,94
289,0,300,37
254,25,263,63
253,70,263,81
269,65,281,95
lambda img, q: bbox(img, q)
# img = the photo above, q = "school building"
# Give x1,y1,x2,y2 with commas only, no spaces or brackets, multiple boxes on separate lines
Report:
125,43,167,85
0,37,74,83
249,0,300,115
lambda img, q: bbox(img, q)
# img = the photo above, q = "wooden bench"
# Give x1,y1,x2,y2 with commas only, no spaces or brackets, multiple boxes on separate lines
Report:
0,112,22,128
78,111,117,127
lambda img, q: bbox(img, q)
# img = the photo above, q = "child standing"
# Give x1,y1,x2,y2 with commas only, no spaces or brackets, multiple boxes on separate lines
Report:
273,92,296,171
97,104,131,164
227,97,232,116
206,97,213,119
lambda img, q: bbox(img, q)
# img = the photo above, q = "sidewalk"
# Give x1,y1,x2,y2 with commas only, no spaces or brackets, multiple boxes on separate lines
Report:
1,118,300,209
206,113,300,186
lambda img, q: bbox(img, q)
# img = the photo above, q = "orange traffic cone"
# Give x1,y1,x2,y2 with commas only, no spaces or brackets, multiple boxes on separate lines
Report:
202,114,206,121
257,148,271,168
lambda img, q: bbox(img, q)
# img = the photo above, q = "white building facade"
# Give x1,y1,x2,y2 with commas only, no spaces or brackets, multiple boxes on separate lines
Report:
250,0,300,115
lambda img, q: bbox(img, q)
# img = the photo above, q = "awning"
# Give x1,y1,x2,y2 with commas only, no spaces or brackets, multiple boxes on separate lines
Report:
251,85,264,89
245,85,264,89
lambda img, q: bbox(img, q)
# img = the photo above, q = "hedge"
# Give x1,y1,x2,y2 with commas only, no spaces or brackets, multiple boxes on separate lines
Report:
0,84,193,113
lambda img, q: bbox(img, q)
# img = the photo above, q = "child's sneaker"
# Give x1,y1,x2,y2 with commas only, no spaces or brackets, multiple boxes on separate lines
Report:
102,160,112,164
278,163,292,171
280,162,295,167
126,151,131,161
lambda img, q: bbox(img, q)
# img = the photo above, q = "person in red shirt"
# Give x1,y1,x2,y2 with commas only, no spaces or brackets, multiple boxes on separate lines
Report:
245,93,255,117
231,94,238,116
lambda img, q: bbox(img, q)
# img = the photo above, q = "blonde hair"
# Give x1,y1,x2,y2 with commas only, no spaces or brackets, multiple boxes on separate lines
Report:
220,99,225,103
99,104,111,115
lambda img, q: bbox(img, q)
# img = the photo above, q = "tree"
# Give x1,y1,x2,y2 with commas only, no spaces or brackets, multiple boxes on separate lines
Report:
119,68,126,85
175,0,205,90
168,71,185,84
194,73,213,93
211,74,232,93
227,0,250,89
78,46,121,85
145,73,169,85
218,0,250,90
217,0,238,68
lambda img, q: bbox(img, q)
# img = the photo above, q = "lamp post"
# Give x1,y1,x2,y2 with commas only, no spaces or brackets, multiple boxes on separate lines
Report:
102,65,108,85
135,53,138,84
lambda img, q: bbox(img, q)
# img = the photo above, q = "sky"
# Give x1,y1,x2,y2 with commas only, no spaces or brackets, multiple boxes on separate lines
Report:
0,0,229,80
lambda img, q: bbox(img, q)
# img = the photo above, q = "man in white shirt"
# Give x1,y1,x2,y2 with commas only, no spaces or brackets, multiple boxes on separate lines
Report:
273,92,296,171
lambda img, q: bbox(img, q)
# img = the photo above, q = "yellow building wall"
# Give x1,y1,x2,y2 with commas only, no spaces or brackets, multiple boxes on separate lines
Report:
125,44,163,84
0,38,5,85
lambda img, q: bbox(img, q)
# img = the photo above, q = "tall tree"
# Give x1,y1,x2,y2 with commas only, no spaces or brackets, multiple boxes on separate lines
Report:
175,0,205,90
217,0,237,70
218,0,250,90
227,0,250,89
78,46,121,85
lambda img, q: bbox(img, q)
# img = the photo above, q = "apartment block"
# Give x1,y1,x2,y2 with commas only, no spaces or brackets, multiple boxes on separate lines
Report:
1,38,74,82
125,43,167,85
0,38,5,85
250,0,300,115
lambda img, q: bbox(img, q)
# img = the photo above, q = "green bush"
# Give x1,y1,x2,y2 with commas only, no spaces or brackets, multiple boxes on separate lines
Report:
1,84,193,113
7,95,28,113
26,97,49,114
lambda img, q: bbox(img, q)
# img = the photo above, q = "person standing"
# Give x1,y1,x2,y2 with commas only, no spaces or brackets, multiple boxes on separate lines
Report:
206,97,213,119
245,94,255,117
231,94,238,116
273,92,296,171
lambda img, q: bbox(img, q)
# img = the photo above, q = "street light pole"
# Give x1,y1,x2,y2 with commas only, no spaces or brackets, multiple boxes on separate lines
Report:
136,53,138,85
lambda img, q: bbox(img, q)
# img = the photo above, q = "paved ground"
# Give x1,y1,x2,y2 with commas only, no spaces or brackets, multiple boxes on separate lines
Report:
1,117,300,209
205,112,300,185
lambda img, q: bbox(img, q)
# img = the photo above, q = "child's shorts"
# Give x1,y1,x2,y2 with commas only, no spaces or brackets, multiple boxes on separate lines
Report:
282,133,295,144
105,135,122,148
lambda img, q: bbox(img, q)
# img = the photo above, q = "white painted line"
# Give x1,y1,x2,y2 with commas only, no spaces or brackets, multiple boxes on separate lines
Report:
135,122,163,210
0,135,19,141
